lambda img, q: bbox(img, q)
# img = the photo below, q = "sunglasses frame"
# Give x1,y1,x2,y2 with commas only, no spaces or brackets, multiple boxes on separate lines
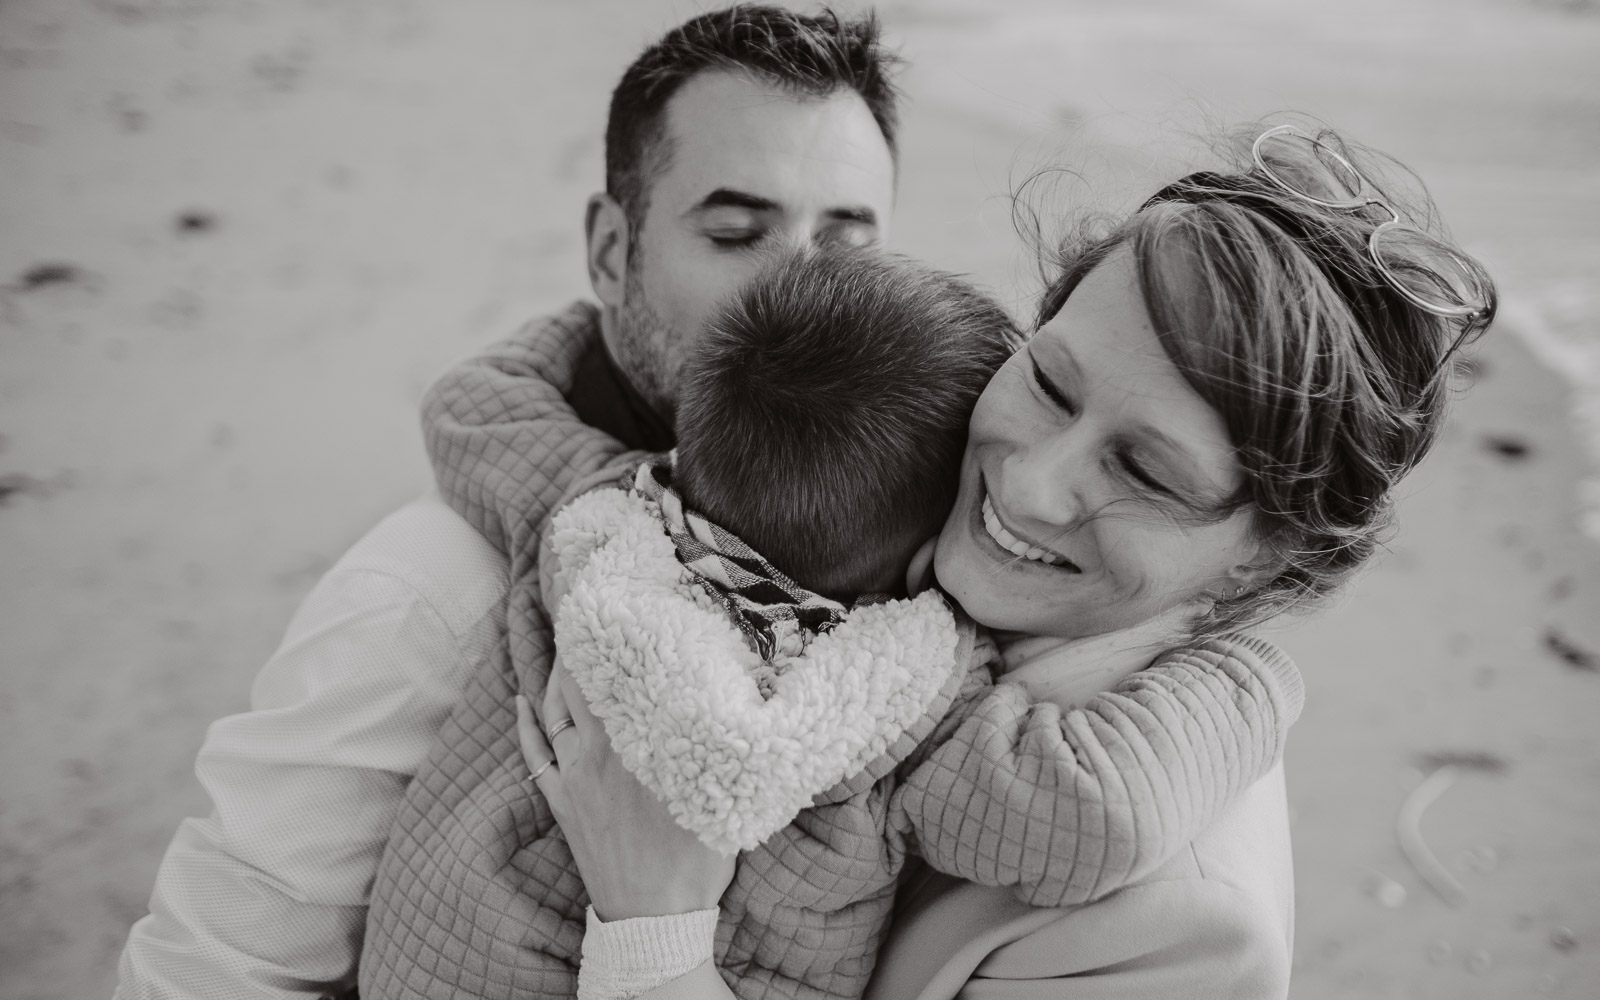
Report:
1250,124,1488,320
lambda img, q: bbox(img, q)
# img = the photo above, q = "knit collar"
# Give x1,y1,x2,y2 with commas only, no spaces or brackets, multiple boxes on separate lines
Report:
632,457,850,663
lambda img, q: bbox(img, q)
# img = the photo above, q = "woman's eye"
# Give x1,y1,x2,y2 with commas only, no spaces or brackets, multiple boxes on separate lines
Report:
1029,357,1075,413
1119,453,1172,496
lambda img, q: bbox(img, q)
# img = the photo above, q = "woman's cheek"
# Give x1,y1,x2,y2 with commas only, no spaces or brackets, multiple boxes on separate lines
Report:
1084,522,1141,603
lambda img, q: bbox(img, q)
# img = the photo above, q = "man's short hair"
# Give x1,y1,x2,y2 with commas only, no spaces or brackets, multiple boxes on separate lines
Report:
675,244,1021,600
605,4,902,230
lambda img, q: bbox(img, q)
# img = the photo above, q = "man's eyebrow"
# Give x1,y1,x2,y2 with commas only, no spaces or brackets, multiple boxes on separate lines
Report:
690,188,779,213
686,189,879,227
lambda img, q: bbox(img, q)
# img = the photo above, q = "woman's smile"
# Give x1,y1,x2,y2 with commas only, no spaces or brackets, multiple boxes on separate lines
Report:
974,473,1081,572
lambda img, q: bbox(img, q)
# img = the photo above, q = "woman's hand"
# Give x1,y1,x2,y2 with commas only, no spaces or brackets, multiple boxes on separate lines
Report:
515,657,736,921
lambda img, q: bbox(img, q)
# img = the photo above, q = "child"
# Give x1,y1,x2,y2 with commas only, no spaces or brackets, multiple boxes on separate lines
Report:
360,244,1302,1000
537,244,1019,864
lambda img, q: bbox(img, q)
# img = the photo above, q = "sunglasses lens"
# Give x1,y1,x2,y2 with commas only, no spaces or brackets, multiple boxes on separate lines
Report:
1370,225,1489,316
1256,131,1365,207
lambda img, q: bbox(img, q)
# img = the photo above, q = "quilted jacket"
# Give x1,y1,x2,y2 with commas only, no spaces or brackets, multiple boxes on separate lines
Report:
358,303,1305,999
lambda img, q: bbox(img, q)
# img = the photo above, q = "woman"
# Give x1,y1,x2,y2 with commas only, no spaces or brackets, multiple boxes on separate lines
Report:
514,122,1495,999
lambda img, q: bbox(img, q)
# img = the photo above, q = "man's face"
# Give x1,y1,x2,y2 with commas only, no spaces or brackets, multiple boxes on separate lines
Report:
606,70,897,421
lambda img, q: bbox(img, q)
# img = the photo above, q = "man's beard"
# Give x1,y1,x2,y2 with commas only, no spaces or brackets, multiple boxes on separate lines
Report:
613,265,678,423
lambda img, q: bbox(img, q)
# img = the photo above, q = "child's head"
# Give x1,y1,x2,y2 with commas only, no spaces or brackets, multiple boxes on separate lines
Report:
673,243,1020,601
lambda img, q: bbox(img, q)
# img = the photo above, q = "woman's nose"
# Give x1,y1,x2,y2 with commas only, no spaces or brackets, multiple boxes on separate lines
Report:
1001,435,1094,530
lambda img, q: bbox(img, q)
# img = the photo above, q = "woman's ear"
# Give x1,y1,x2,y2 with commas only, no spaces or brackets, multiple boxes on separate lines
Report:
584,193,630,309
1215,545,1283,601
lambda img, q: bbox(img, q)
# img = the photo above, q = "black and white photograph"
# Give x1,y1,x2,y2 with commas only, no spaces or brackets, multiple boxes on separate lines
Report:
1,2,1596,998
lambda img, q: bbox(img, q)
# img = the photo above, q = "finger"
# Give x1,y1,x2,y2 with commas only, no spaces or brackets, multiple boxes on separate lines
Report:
555,657,598,733
556,662,601,748
551,660,602,767
515,694,559,793
542,659,579,764
542,656,570,730
515,694,553,772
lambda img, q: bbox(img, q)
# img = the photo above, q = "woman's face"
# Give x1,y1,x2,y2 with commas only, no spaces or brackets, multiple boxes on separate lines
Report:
935,250,1265,639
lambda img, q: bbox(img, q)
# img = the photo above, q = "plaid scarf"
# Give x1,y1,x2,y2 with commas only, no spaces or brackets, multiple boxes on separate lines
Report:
632,458,848,662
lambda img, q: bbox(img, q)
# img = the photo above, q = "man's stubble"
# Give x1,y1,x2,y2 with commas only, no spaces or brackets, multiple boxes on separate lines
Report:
613,250,685,426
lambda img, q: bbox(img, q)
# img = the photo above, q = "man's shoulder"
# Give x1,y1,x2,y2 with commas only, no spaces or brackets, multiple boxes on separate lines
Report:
322,490,511,634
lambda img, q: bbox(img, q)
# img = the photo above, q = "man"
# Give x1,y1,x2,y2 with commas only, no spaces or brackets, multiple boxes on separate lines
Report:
114,7,900,997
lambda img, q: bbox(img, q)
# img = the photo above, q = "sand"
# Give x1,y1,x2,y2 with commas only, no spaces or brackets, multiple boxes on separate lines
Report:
1,1,1596,998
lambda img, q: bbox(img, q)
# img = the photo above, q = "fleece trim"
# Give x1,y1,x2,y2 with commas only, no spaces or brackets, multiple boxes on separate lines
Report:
550,488,963,855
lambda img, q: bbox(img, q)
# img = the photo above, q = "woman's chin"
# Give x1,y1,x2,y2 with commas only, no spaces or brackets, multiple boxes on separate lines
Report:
935,530,1024,631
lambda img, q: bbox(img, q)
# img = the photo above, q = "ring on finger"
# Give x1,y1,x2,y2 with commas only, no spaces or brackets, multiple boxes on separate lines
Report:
526,759,555,784
546,717,577,741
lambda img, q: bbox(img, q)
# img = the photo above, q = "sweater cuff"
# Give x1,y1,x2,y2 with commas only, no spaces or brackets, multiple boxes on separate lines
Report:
576,906,718,1000
1226,634,1307,725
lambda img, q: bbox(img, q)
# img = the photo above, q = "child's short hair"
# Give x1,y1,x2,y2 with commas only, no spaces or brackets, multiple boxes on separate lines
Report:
674,243,1020,600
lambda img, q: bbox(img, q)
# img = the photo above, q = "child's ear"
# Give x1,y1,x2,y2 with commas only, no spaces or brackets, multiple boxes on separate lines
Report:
584,193,629,309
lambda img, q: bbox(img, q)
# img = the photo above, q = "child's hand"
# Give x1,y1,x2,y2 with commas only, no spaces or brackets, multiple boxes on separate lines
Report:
906,536,938,596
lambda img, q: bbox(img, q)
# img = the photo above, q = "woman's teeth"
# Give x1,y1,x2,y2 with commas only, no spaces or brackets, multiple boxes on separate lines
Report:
981,495,1061,566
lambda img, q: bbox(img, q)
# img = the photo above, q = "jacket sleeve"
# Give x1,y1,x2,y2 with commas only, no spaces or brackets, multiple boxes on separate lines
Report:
114,504,505,1000
892,642,997,779
420,307,647,561
890,639,1304,907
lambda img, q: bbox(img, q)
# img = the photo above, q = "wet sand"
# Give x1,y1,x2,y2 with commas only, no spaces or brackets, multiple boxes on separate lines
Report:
1,1,1597,997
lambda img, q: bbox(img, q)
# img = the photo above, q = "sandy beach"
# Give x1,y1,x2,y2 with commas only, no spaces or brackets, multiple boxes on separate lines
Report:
1,1,1597,997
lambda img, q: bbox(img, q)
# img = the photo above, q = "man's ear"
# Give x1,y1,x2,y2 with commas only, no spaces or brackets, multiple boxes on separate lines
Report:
585,193,630,310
